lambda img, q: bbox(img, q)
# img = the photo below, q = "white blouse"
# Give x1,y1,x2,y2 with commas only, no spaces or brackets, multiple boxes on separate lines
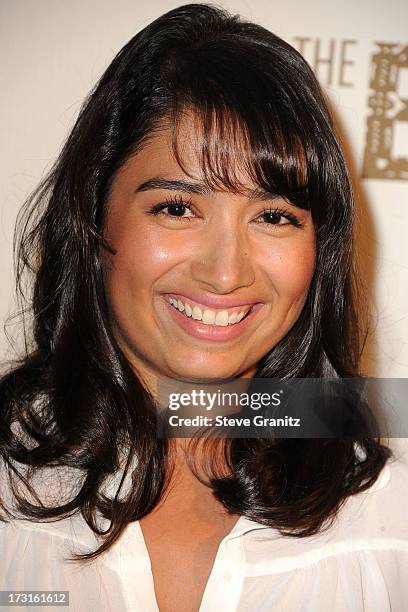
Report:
1,454,408,611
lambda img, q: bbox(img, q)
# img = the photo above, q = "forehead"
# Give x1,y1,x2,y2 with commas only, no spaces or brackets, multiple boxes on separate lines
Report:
119,110,256,191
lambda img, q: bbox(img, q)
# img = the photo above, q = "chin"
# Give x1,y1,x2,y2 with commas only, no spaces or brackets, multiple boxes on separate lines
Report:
168,364,249,384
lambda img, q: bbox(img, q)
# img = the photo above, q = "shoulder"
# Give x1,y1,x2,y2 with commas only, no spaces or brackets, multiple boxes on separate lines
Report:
239,458,408,611
335,453,408,545
0,457,105,550
242,455,408,567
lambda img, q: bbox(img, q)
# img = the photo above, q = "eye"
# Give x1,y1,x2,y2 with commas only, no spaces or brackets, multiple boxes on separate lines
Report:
256,207,303,229
147,195,194,220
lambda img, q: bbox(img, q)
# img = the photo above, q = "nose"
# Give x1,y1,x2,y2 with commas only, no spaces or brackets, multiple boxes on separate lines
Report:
190,219,255,294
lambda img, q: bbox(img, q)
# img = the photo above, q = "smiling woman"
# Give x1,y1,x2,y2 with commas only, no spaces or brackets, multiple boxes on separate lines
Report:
102,113,316,386
0,3,407,612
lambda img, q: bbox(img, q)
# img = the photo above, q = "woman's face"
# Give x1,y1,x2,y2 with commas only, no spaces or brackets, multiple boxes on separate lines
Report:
102,115,316,391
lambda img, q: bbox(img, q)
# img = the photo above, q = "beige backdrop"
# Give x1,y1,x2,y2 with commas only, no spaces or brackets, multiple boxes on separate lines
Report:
1,0,407,454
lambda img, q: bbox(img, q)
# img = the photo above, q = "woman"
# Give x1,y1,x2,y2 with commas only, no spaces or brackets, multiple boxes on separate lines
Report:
1,3,407,611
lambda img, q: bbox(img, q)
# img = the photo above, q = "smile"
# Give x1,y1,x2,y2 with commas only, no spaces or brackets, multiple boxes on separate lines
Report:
168,296,252,326
163,295,264,342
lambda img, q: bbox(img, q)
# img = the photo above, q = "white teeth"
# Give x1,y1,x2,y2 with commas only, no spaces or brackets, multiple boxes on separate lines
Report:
214,310,229,326
192,305,202,320
202,309,216,324
228,312,238,324
168,296,252,326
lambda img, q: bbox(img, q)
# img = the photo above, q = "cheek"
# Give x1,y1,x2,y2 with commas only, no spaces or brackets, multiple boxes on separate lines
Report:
263,238,316,300
102,221,186,297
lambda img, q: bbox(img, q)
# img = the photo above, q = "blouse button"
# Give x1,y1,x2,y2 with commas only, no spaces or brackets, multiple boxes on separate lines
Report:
222,570,232,581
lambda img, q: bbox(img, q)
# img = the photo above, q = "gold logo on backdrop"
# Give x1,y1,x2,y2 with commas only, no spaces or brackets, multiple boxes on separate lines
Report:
363,43,408,180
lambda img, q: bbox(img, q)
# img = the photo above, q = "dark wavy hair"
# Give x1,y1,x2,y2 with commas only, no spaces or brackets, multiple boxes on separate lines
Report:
0,3,391,562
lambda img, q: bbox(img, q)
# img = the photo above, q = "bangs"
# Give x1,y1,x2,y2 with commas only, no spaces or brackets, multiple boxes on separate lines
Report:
158,45,314,211
168,103,310,210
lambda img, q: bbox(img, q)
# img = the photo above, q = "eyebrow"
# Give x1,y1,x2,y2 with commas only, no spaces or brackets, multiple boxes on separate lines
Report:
134,177,283,202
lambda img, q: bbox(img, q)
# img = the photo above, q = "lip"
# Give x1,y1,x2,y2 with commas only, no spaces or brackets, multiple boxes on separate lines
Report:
165,292,261,311
163,297,264,342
